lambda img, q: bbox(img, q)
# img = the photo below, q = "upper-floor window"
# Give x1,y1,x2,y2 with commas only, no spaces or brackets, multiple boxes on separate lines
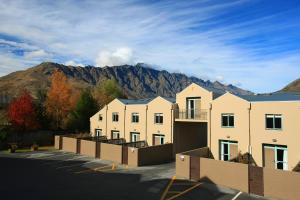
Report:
154,113,163,124
266,114,282,129
112,112,119,122
99,114,103,121
132,113,139,123
222,114,234,127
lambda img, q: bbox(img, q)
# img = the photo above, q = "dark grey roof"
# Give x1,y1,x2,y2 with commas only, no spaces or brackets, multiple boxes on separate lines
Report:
161,97,176,103
117,98,154,105
118,96,176,105
237,93,300,102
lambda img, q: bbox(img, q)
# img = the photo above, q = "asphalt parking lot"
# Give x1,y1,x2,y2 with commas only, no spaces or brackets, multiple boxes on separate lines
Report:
0,149,269,200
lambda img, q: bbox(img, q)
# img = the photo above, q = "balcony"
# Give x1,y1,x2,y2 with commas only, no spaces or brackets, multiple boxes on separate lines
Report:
174,109,208,122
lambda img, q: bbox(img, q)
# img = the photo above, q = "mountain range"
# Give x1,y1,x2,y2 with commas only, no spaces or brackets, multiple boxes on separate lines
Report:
0,62,254,102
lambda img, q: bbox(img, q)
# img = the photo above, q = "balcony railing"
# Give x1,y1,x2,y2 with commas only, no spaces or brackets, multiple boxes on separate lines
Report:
175,109,208,121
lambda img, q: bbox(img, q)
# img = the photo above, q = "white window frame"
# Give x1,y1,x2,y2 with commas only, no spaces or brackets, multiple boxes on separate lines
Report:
131,113,139,123
264,145,288,170
111,130,120,139
95,129,102,137
112,112,119,122
154,134,165,145
221,114,234,128
220,140,237,161
154,113,163,124
131,132,140,142
266,114,282,130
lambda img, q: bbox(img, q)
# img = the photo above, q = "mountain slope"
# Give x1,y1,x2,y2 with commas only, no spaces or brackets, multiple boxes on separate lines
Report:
0,62,252,102
281,78,300,93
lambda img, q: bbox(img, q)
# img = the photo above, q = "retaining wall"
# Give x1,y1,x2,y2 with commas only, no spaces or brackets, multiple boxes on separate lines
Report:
176,147,300,200
80,140,96,157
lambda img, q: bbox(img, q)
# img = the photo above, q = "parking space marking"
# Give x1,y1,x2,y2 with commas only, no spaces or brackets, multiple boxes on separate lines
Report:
56,160,96,169
231,191,242,200
167,183,202,200
160,176,176,200
50,155,87,165
74,164,113,174
28,152,69,159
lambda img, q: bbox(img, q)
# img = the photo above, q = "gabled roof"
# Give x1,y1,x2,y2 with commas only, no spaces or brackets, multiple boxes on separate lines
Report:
161,97,176,103
117,98,154,105
237,93,300,102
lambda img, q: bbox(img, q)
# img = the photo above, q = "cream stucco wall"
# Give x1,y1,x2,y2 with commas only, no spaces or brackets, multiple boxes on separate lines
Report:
124,104,147,143
90,107,107,136
176,83,213,111
211,92,300,171
211,92,251,159
106,99,126,139
250,101,300,170
147,97,174,145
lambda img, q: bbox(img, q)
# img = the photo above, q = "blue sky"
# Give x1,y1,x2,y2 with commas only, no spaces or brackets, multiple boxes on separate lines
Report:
0,0,300,93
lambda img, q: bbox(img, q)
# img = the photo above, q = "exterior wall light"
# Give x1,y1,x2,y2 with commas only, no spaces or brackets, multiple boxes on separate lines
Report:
180,155,185,161
272,139,277,142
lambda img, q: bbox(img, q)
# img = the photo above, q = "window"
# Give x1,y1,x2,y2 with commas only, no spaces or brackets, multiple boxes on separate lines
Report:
111,131,120,139
99,114,103,121
153,134,165,145
154,113,163,124
221,114,234,127
131,113,139,123
266,114,282,129
130,132,140,142
112,112,119,122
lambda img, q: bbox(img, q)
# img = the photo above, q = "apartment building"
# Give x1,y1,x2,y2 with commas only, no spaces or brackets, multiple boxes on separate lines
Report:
211,92,300,171
90,96,176,147
90,83,300,171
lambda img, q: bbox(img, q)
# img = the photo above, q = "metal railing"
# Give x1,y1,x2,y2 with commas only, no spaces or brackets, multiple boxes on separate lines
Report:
123,140,148,148
174,109,208,120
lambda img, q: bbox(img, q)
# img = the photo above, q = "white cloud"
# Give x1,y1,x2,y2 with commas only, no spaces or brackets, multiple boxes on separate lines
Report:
24,49,50,59
65,60,84,67
95,47,134,67
0,0,300,92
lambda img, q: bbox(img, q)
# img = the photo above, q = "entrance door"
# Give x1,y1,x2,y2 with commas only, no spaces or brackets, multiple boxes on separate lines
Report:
95,129,102,137
264,145,288,170
187,98,200,119
220,140,238,161
130,132,140,142
111,131,120,139
153,134,165,145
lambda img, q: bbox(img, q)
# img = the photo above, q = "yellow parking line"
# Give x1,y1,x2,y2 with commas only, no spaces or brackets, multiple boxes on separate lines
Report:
167,191,181,194
75,165,112,174
166,183,202,200
160,176,176,200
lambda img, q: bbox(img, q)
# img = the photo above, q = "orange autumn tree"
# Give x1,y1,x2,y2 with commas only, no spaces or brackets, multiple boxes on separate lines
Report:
46,69,72,129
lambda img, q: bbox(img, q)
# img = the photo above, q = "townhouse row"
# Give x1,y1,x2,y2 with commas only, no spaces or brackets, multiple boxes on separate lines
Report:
90,83,300,171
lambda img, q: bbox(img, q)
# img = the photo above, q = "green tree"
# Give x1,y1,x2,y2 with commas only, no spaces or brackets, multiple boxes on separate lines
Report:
35,89,49,129
68,89,98,131
93,79,125,108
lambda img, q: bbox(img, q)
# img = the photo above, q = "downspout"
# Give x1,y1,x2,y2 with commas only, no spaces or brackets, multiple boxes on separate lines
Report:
248,102,252,194
248,103,252,160
171,105,174,143
105,105,108,136
209,103,212,157
124,105,126,139
145,105,148,145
